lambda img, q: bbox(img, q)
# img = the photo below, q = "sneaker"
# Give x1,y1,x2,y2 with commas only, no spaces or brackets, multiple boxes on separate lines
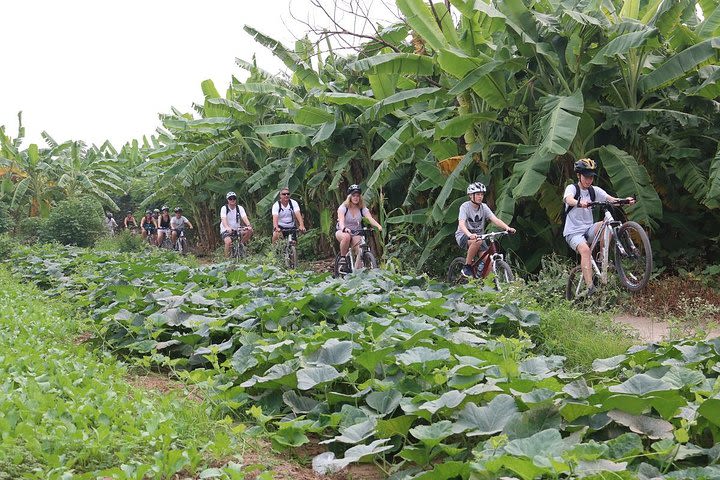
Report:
461,265,473,278
337,257,349,274
586,285,597,297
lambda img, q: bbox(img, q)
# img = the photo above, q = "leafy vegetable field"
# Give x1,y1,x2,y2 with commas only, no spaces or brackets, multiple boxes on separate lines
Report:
6,246,720,479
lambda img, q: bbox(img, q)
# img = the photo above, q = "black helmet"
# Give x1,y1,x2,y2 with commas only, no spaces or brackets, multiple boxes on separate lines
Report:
174,207,182,213
574,158,597,176
347,184,361,195
126,210,132,215
106,212,113,218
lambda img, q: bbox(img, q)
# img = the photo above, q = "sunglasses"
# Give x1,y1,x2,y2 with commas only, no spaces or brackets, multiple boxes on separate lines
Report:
280,192,290,196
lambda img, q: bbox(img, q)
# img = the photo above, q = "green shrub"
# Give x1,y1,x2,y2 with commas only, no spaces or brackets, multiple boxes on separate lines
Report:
296,228,320,259
0,233,16,260
17,216,48,244
0,204,10,234
39,197,105,247
95,230,146,253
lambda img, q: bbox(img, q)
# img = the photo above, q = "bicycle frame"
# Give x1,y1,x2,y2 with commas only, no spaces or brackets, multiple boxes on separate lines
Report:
346,229,373,271
472,232,508,278
585,207,623,284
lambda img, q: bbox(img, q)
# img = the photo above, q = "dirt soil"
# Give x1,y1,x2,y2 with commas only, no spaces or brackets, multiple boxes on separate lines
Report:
126,371,204,403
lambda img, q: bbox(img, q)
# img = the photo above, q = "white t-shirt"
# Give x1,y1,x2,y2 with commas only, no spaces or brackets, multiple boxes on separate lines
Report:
562,184,608,237
220,204,247,233
272,199,300,228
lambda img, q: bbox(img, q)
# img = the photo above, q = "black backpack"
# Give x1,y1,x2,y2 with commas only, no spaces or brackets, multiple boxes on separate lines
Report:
222,204,241,224
561,183,595,230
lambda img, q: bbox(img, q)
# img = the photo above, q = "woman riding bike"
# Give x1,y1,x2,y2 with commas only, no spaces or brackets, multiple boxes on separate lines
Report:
335,184,382,273
140,210,156,244
156,206,172,247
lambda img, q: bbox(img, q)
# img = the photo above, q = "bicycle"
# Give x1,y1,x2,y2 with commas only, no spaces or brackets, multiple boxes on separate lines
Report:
158,228,173,250
566,200,652,300
173,228,190,255
229,226,251,261
333,227,378,278
446,231,514,289
278,227,299,269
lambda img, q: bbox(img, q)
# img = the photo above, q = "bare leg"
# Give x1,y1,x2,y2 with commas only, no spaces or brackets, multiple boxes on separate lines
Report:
465,238,482,265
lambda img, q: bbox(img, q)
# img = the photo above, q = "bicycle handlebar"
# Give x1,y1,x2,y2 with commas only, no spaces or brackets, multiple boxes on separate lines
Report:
475,230,511,241
588,198,635,208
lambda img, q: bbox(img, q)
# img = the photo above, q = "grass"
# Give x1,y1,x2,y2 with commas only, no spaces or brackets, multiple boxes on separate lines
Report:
0,267,263,479
530,305,636,371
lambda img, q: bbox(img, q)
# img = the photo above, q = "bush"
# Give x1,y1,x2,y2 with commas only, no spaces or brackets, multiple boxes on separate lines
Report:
0,204,10,234
95,230,146,253
39,197,105,247
17,216,48,244
0,233,17,260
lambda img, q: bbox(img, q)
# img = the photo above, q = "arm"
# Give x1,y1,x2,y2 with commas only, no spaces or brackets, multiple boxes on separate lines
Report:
337,207,347,232
362,210,383,231
220,209,231,231
294,210,306,231
565,193,590,209
241,215,252,228
272,214,279,231
606,194,636,205
185,218,193,229
490,216,516,234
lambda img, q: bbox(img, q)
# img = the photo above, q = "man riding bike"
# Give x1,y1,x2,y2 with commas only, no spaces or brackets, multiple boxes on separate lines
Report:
220,191,253,257
272,187,306,243
170,207,193,245
563,158,635,296
456,182,516,278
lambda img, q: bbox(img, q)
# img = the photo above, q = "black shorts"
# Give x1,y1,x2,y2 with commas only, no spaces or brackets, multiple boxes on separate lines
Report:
278,228,296,238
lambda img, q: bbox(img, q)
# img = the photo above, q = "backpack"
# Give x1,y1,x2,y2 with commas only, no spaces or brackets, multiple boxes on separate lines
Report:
561,183,595,230
275,200,296,227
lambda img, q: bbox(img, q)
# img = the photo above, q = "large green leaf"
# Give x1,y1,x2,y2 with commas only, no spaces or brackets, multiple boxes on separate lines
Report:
359,87,443,121
452,394,519,436
243,26,322,89
317,92,377,108
350,53,435,76
512,91,584,199
599,145,663,227
396,0,450,52
640,38,720,92
589,28,658,66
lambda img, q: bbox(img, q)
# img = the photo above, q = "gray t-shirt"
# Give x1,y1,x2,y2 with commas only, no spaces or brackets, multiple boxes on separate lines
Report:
338,204,369,232
562,184,608,237
455,202,496,238
170,216,190,230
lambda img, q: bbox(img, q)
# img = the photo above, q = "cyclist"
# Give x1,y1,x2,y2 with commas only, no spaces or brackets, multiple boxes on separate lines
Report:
123,211,137,231
335,184,382,272
156,206,172,246
104,212,118,235
170,207,193,245
152,208,160,223
220,191,253,257
563,158,635,295
456,182,516,278
140,210,156,244
272,187,306,243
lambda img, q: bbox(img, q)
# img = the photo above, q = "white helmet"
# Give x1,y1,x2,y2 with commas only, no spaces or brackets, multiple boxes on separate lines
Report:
226,191,237,199
466,182,486,194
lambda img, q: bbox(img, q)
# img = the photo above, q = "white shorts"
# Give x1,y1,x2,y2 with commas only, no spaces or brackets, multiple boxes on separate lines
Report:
565,225,596,251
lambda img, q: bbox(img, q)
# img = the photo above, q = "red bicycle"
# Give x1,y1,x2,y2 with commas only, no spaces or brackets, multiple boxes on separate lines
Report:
447,231,514,289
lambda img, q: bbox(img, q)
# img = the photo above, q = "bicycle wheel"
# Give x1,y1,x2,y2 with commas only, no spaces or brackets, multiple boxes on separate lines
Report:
333,255,346,278
614,221,652,292
178,238,188,255
492,259,514,290
231,240,244,261
361,251,377,269
566,266,586,300
287,244,297,269
447,257,468,285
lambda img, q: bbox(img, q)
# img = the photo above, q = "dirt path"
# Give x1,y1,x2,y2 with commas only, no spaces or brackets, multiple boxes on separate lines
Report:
613,315,720,343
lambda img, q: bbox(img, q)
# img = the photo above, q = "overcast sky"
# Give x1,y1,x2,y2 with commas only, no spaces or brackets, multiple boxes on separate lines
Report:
0,0,400,148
